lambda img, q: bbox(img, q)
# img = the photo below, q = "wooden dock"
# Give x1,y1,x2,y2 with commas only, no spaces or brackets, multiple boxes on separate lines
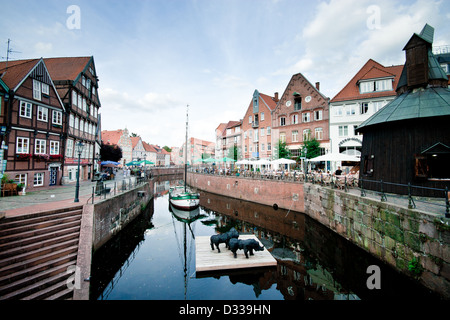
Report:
195,235,277,273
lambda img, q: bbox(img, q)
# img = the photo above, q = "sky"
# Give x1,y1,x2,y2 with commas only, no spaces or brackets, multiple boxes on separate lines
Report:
1,0,450,148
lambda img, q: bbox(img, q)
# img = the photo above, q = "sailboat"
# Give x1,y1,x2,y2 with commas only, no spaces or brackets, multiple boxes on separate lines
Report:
169,105,200,210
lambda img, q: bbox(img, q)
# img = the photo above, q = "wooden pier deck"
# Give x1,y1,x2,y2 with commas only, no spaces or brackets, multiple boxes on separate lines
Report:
195,235,277,273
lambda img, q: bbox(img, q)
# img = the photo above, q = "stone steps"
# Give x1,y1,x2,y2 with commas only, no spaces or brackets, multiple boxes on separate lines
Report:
0,206,83,300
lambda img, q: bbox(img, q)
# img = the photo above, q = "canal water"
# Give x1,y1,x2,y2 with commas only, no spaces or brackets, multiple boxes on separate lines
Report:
89,179,439,300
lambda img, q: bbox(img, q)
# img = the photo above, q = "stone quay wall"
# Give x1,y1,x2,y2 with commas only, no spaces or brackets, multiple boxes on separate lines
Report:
188,172,450,298
91,180,154,251
151,167,184,176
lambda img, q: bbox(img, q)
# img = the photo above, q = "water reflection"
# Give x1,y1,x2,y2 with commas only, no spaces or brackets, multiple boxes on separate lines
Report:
89,180,439,300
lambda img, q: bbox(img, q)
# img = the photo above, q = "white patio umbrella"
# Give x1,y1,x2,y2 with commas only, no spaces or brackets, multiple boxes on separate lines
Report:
272,158,296,171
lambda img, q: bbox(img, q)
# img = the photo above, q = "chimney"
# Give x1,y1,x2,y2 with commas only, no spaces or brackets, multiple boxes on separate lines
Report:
315,82,320,91
274,92,279,102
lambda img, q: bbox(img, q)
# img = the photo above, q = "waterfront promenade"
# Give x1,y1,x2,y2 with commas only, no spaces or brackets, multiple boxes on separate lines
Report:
0,170,136,218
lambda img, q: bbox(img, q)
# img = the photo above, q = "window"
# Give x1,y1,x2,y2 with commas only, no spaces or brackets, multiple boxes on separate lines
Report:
339,125,348,137
280,133,286,143
16,137,29,154
15,174,27,186
346,105,356,116
66,139,74,158
373,101,386,113
35,139,46,154
292,114,299,124
52,110,62,125
302,112,310,123
360,79,393,93
360,103,369,114
83,98,87,112
261,143,265,151
74,117,79,130
334,105,343,117
303,129,311,141
34,172,44,186
315,127,323,140
33,80,41,100
267,127,271,135
70,114,74,128
292,130,298,142
254,129,258,142
314,110,323,121
261,128,265,136
19,101,32,118
50,141,60,155
72,91,78,106
268,143,271,151
78,94,82,109
294,97,302,111
249,116,252,124
261,112,264,121
41,83,49,95
280,117,286,126
37,106,48,122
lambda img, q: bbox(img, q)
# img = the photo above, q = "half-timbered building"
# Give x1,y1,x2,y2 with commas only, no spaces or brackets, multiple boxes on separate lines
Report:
45,57,101,183
0,58,66,192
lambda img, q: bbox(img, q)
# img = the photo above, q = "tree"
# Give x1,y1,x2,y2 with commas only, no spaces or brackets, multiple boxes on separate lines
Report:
302,138,321,159
276,140,291,159
100,142,123,162
227,144,240,161
163,146,172,153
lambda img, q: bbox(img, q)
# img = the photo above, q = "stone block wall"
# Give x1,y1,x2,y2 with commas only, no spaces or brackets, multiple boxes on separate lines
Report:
303,183,450,298
92,181,153,251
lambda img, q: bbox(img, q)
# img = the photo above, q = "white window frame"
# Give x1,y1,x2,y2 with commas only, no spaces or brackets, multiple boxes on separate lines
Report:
16,137,29,154
34,172,44,186
50,141,60,155
315,127,323,140
303,129,311,141
280,117,286,126
37,106,48,122
35,139,46,154
66,139,74,158
19,101,32,118
41,83,50,95
292,130,299,142
33,80,41,100
72,90,78,106
52,110,63,125
314,110,323,121
302,112,310,123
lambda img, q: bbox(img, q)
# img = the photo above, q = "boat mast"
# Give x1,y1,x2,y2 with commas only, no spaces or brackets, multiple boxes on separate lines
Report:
185,105,188,192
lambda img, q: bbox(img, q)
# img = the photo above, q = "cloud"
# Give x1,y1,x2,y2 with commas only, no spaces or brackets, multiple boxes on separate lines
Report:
273,0,447,98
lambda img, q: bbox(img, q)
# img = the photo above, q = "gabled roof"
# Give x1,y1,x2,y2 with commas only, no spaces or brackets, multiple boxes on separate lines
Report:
130,136,142,149
0,59,40,90
331,59,403,103
44,56,93,83
101,129,124,145
259,92,278,111
0,58,66,111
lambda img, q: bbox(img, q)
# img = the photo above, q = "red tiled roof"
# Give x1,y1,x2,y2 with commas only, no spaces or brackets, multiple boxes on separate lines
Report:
0,59,40,89
259,93,278,110
101,129,123,145
331,59,404,103
44,57,92,82
130,136,141,149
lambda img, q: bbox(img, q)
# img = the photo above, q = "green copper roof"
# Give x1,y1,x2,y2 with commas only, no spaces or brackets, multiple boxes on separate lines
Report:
357,87,450,131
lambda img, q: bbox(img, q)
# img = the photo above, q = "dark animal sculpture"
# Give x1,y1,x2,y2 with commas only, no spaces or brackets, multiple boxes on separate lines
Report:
229,238,265,258
210,227,239,253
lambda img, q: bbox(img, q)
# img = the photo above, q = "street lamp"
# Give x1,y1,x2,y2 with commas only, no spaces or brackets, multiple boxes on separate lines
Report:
74,141,85,203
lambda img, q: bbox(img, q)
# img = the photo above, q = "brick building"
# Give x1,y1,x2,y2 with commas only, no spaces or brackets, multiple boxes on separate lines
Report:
272,73,330,159
242,90,278,160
